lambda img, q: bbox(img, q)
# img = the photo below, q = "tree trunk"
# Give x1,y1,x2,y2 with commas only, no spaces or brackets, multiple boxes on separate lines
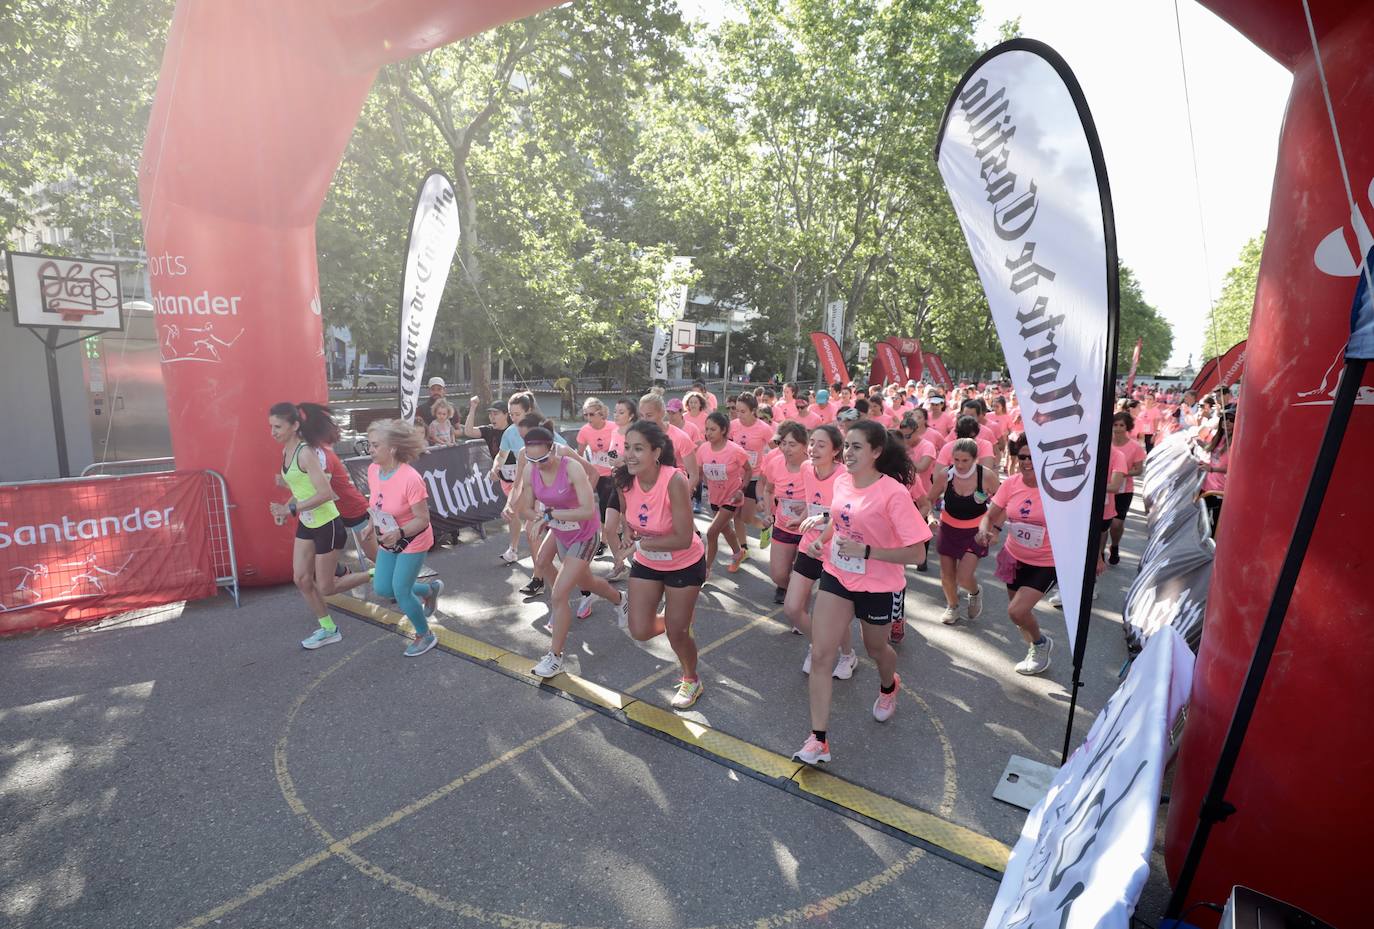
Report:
454,158,492,404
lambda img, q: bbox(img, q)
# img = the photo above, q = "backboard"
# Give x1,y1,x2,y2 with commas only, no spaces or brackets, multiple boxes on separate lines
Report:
6,251,125,331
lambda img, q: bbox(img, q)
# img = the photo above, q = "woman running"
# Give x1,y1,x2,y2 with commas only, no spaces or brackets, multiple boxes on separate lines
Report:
601,398,640,579
1107,411,1146,564
517,426,625,677
576,396,619,546
791,420,930,765
509,413,582,598
758,420,809,604
364,418,444,657
976,435,1056,675
936,415,996,470
269,402,372,649
729,392,778,553
615,421,709,709
493,391,538,564
900,410,939,572
786,424,859,680
697,411,752,578
1198,405,1233,537
927,438,1000,625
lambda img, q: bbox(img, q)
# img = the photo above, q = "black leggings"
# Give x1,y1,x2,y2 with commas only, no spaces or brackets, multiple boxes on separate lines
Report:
1204,495,1222,537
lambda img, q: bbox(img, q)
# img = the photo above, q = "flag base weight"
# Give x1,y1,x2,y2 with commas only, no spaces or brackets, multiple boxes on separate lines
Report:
992,754,1058,811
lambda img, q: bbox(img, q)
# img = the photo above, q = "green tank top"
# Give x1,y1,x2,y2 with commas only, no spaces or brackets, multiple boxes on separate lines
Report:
283,442,339,528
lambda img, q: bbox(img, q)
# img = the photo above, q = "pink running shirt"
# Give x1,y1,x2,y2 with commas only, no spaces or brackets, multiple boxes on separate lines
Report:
991,474,1053,567
698,440,751,506
624,466,705,571
823,472,931,593
368,462,434,554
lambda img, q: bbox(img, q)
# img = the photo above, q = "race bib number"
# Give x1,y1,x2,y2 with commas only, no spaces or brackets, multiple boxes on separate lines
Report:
500,463,517,481
830,538,866,575
547,516,579,532
807,502,829,519
637,544,673,563
746,450,760,467
778,498,806,523
369,505,400,535
589,450,612,469
703,463,727,482
1008,521,1046,550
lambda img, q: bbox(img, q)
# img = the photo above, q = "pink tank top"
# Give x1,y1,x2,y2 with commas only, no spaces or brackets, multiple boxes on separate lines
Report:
623,465,705,570
531,455,598,543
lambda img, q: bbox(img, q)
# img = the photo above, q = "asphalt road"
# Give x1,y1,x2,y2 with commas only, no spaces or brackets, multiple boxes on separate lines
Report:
0,503,1171,929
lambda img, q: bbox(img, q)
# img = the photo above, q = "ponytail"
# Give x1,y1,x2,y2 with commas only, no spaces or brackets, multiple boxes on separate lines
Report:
843,420,915,485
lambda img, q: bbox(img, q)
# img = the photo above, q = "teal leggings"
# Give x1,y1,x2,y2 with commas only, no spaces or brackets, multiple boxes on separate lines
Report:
373,548,432,636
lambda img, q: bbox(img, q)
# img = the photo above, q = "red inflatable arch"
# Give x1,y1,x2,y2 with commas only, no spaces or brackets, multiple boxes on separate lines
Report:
139,0,559,583
1166,2,1374,925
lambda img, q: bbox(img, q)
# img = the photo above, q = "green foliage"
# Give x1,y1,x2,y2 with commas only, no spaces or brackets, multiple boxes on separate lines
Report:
2,0,1179,389
1202,232,1263,359
1118,263,1173,374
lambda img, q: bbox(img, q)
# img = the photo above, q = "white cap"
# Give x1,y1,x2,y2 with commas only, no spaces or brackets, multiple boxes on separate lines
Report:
427,376,446,388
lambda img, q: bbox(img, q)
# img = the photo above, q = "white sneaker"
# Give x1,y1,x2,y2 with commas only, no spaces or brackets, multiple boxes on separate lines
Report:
1014,635,1054,675
500,547,519,565
532,651,565,678
608,563,627,581
801,645,812,675
1047,589,1062,608
576,594,595,619
939,604,959,625
616,593,630,630
832,650,858,680
966,586,983,620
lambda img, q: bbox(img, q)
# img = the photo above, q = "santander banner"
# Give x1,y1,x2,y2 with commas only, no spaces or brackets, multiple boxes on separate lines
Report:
1191,339,1246,397
923,351,953,390
873,340,905,385
936,39,1119,654
809,332,849,385
0,472,216,634
399,171,461,424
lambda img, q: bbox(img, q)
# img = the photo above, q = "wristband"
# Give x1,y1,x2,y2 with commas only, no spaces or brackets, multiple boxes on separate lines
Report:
287,501,298,517
864,544,871,560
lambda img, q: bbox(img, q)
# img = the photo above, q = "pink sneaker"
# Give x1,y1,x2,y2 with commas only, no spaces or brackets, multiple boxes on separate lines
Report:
791,734,831,765
873,673,901,722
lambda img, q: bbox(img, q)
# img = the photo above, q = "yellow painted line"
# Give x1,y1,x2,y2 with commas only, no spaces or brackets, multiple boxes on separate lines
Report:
793,766,1010,872
431,624,509,662
326,595,1007,871
625,701,804,781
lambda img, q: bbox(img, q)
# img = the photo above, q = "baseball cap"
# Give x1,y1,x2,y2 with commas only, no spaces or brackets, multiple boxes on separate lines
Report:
486,404,505,414
666,398,684,412
427,376,446,388
815,389,829,403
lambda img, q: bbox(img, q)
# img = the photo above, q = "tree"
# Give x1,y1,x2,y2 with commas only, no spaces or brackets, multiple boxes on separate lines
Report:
1202,232,1263,358
1118,262,1173,374
0,0,172,255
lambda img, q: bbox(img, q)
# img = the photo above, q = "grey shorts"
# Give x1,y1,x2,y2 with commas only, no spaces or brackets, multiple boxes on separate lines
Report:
556,533,600,563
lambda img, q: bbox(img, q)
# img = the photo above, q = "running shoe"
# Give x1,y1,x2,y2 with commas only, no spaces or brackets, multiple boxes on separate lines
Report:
939,604,959,625
774,586,787,605
916,559,928,573
802,645,812,675
1014,635,1053,675
872,673,901,722
790,624,804,635
792,734,831,765
301,627,341,650
759,526,772,548
596,541,607,559
1108,545,1120,565
500,547,519,564
608,563,627,582
423,579,444,617
966,586,983,620
670,678,704,709
532,651,565,678
832,650,858,680
727,549,747,573
519,577,545,597
1047,588,1062,608
404,632,437,658
616,593,630,630
888,616,906,644
576,594,595,620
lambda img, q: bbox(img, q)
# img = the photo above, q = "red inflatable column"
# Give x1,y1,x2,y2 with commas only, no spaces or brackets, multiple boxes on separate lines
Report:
139,0,558,583
1165,3,1374,925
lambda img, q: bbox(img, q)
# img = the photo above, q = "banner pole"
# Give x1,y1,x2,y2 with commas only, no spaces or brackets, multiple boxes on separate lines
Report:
1163,356,1367,920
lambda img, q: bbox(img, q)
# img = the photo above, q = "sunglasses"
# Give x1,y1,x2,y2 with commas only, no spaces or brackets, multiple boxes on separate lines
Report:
1016,453,1032,461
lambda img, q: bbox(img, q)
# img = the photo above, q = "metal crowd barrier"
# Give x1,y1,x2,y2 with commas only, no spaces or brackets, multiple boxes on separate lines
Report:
78,462,240,607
